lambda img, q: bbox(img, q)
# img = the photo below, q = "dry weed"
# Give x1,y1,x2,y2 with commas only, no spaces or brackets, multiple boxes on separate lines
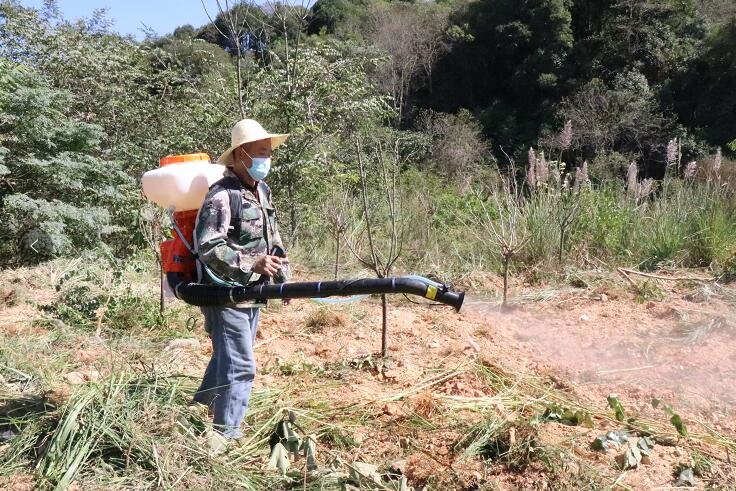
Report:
305,307,349,333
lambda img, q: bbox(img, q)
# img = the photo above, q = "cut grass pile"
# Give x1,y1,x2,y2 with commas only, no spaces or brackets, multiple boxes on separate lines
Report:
0,371,280,490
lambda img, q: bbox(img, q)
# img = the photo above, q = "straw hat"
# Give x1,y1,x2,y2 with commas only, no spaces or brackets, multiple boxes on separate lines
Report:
217,119,289,166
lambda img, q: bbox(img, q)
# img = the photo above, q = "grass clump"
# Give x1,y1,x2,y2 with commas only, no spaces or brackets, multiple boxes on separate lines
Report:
37,255,198,339
633,280,666,303
716,249,736,283
459,417,539,472
46,283,163,334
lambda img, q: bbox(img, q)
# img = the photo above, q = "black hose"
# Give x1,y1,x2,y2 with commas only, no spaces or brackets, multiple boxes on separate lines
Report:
167,273,465,312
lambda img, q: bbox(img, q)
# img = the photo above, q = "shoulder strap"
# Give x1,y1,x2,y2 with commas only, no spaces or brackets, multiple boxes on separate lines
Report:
256,181,271,250
258,181,272,203
227,188,242,239
210,176,243,238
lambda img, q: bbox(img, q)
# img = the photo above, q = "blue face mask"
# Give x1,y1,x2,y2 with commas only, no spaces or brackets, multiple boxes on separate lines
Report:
243,151,271,181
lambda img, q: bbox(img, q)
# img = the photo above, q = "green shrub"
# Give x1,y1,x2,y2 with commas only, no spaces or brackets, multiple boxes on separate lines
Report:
46,283,164,333
0,66,135,266
40,254,165,333
589,151,633,181
578,185,637,260
639,210,689,270
45,282,104,329
105,289,163,332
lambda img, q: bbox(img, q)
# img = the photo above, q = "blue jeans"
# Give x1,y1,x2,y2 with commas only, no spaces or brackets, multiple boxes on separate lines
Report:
193,306,260,439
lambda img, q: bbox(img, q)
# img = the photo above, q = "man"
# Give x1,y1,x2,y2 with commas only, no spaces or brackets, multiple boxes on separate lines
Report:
192,119,290,446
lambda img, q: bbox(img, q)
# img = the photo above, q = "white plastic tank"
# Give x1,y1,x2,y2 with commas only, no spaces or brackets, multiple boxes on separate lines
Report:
142,153,226,211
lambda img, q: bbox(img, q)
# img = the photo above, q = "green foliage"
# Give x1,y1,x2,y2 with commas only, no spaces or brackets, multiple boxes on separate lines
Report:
689,450,713,477
246,37,393,239
0,65,135,265
0,2,238,178
588,151,633,181
539,404,594,427
607,394,626,422
418,108,494,189
688,193,736,268
309,0,376,37
634,179,736,270
428,0,574,147
577,184,634,257
633,280,665,303
416,0,716,164
45,282,103,329
669,19,736,148
718,250,736,283
652,398,689,437
522,191,559,266
40,254,164,333
586,0,704,85
149,29,233,80
2,0,735,282
556,73,674,157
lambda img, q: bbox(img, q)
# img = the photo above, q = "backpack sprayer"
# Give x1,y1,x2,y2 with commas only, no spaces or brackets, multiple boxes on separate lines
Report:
141,154,465,312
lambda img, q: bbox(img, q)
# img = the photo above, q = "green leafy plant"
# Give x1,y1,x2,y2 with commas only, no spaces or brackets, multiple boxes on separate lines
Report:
634,280,665,303
0,70,135,266
652,398,688,437
607,394,626,422
539,404,594,427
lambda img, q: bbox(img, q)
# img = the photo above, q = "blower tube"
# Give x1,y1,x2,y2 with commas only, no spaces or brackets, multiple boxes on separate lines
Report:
167,273,465,312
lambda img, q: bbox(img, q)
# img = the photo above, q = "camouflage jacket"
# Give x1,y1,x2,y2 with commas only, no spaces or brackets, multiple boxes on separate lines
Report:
194,169,290,307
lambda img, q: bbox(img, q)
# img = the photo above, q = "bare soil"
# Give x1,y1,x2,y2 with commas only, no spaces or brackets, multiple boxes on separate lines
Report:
1,268,735,489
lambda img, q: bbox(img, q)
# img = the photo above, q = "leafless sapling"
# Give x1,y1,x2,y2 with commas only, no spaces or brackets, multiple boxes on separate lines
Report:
344,135,406,368
323,188,352,280
468,164,528,306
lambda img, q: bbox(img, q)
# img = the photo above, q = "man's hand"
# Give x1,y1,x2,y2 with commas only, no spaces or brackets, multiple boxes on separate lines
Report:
251,255,282,277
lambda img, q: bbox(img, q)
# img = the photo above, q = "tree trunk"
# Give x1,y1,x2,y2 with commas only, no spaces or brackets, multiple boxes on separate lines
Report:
334,232,340,280
381,293,388,369
502,256,510,306
235,45,246,119
287,171,298,245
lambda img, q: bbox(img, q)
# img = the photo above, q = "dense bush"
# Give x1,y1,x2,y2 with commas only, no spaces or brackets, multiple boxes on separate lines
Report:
0,66,135,265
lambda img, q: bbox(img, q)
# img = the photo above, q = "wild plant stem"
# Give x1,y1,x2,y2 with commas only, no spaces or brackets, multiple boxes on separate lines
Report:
334,231,340,281
503,255,510,305
381,294,388,370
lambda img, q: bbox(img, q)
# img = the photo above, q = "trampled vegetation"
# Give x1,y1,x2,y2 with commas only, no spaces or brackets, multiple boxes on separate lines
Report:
1,0,735,489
